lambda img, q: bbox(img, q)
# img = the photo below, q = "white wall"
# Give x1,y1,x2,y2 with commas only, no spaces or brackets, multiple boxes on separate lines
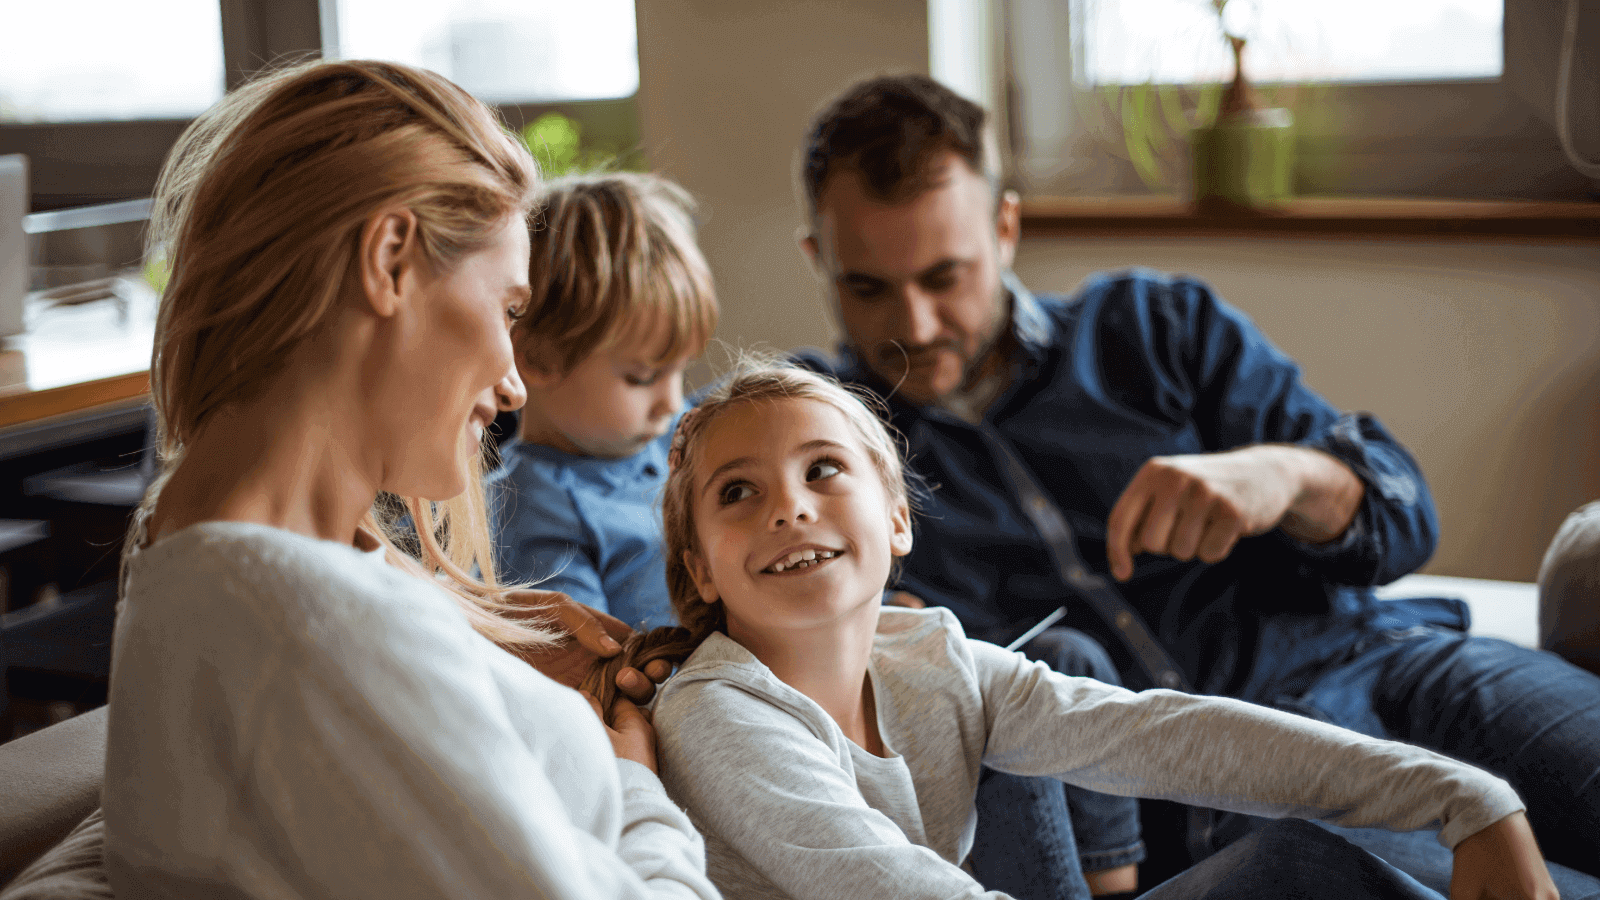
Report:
632,0,1600,582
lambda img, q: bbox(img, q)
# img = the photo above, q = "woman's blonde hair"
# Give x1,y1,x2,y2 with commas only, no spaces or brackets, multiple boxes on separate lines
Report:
134,58,556,650
582,357,912,716
516,171,717,376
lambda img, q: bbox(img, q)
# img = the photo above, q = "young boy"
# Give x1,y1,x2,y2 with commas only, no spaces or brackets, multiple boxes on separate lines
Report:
489,171,717,631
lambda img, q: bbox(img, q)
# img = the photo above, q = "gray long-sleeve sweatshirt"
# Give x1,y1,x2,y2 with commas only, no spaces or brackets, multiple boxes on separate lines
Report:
654,607,1523,900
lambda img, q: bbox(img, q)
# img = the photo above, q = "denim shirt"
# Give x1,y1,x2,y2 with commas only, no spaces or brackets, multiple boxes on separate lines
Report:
488,429,678,631
804,269,1460,698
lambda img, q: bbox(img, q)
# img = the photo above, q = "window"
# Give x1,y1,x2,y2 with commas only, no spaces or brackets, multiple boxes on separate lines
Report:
332,0,639,104
986,0,1598,201
0,0,644,210
0,0,225,123
1078,0,1502,86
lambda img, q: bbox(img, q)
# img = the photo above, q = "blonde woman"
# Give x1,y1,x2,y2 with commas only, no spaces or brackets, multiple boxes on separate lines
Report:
104,60,713,900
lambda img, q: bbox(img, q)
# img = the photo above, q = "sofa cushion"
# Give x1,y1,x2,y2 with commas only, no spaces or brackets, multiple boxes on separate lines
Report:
0,707,107,884
0,808,110,900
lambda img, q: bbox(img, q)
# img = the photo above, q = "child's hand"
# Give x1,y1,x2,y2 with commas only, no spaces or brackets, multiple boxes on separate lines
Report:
582,691,659,774
1449,812,1558,900
508,589,670,703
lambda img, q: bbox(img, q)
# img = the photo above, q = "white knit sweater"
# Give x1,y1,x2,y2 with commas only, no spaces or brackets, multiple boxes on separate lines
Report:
105,521,717,900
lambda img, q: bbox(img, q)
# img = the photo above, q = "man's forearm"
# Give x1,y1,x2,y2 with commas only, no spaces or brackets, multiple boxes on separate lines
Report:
1271,444,1364,545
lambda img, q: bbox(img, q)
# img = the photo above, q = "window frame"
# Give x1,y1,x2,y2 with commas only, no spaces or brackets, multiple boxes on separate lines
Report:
997,0,1599,202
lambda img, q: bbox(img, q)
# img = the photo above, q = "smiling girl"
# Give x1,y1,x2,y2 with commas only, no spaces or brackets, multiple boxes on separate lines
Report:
589,361,1556,900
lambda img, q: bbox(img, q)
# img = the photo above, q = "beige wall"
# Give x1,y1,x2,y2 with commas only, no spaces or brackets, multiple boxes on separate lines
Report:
1014,237,1600,583
635,0,926,372
633,0,1600,583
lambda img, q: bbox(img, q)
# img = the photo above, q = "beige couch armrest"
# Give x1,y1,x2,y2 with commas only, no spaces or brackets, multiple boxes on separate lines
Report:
0,707,106,886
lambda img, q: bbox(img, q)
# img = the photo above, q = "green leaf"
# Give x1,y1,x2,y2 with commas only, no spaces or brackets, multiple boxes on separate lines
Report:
521,112,584,175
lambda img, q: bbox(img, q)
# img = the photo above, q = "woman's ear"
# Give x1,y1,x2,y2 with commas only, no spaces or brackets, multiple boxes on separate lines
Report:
684,549,719,604
888,501,913,558
359,208,422,318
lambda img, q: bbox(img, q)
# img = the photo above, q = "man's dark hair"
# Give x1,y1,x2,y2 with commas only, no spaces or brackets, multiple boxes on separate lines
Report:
801,73,991,218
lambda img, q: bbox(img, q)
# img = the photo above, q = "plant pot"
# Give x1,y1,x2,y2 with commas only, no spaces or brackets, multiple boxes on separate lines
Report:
1190,108,1295,214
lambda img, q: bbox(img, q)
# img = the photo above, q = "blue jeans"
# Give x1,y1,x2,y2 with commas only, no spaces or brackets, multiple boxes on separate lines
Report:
1144,819,1441,900
966,627,1144,900
1242,625,1600,898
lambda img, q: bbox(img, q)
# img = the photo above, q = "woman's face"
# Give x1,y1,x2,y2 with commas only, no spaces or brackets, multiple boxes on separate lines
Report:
376,213,530,500
684,397,912,644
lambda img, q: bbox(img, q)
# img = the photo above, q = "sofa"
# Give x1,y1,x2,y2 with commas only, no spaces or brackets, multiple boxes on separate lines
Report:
0,704,107,896
0,574,1543,893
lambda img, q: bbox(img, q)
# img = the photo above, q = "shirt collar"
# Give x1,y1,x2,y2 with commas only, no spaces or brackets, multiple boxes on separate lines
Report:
1004,269,1054,372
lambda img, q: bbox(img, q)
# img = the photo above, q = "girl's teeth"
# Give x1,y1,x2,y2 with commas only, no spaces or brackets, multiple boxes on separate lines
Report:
771,550,838,572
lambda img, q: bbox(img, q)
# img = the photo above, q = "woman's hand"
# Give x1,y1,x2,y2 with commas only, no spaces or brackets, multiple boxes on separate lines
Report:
1450,813,1559,900
507,589,671,703
584,691,659,774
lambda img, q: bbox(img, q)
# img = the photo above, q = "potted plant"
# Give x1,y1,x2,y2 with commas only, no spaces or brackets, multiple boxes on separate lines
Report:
1072,0,1298,212
1188,2,1296,214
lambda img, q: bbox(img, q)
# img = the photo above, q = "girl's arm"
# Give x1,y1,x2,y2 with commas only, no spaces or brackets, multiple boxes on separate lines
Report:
966,636,1525,848
656,674,1004,900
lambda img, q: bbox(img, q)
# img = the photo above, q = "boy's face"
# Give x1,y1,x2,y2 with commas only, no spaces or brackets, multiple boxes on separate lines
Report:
519,315,694,458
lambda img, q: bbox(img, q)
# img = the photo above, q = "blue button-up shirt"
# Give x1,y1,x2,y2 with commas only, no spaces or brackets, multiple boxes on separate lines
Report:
805,269,1462,698
488,429,678,631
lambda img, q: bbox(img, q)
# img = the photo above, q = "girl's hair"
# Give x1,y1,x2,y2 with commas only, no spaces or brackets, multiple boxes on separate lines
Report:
131,58,557,650
581,357,912,716
516,171,717,377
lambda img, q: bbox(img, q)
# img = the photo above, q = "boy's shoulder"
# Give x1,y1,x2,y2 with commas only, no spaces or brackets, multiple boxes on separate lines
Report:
495,431,672,497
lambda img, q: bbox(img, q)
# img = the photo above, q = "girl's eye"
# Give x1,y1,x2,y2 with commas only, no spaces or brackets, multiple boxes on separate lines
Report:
807,459,842,482
626,371,661,387
506,305,527,323
719,482,756,505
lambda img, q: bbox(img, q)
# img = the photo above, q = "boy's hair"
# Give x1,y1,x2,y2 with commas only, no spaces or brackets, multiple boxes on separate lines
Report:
516,171,717,377
581,358,914,719
800,73,997,220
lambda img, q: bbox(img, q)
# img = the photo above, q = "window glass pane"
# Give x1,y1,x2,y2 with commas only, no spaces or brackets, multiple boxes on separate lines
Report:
334,0,639,103
0,0,225,122
1080,0,1502,85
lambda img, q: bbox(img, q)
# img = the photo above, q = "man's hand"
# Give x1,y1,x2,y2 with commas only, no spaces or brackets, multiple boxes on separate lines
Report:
507,589,670,704
1450,813,1558,900
1105,445,1363,581
583,691,659,775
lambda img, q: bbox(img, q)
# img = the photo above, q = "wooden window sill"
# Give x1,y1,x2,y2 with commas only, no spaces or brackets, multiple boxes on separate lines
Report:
1020,196,1600,242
